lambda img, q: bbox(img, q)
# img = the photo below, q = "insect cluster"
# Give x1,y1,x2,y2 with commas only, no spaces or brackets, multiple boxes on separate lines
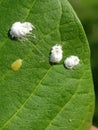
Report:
8,21,80,71
50,44,80,69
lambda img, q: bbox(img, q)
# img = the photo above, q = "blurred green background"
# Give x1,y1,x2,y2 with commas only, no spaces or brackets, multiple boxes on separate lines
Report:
69,0,98,126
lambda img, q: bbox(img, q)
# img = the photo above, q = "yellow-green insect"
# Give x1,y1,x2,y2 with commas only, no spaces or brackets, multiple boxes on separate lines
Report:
11,59,23,71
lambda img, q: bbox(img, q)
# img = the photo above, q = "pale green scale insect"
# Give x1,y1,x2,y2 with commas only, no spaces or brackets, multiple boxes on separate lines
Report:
11,59,23,71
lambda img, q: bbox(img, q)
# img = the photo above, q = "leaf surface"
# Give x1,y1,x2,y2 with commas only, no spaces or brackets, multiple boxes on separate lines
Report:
0,0,94,130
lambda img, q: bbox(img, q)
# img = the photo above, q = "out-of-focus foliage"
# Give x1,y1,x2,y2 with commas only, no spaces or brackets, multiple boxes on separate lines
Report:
69,0,98,127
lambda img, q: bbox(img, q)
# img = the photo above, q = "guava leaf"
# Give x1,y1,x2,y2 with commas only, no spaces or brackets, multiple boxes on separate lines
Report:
0,0,94,130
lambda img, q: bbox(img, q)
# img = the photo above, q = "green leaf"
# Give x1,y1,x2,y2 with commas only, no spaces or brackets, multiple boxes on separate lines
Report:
0,0,94,130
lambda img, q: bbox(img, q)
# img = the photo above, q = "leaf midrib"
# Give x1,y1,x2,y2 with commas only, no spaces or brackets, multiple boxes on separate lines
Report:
1,66,52,129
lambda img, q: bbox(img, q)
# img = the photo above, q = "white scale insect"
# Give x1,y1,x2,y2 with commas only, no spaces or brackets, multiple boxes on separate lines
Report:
64,55,80,69
10,22,35,39
50,44,63,63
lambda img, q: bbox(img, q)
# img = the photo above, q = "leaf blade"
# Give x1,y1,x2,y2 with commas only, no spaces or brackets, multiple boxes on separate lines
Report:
0,0,94,130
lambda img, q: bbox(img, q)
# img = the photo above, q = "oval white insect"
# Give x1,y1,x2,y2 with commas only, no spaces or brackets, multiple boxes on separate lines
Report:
64,55,80,69
10,22,35,39
50,44,63,63
11,59,23,71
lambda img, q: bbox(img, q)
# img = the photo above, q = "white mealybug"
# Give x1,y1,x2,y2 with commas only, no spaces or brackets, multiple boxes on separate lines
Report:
50,45,63,63
64,55,80,69
10,22,35,39
11,59,23,71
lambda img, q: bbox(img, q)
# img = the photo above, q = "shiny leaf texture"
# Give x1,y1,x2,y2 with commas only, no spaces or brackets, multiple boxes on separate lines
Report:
0,0,94,130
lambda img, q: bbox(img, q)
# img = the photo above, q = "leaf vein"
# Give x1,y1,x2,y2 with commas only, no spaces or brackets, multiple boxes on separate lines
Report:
1,67,52,129
44,73,85,130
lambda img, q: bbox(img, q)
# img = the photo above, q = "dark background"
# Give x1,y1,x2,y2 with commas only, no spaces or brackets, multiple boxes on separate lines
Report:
69,0,98,127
